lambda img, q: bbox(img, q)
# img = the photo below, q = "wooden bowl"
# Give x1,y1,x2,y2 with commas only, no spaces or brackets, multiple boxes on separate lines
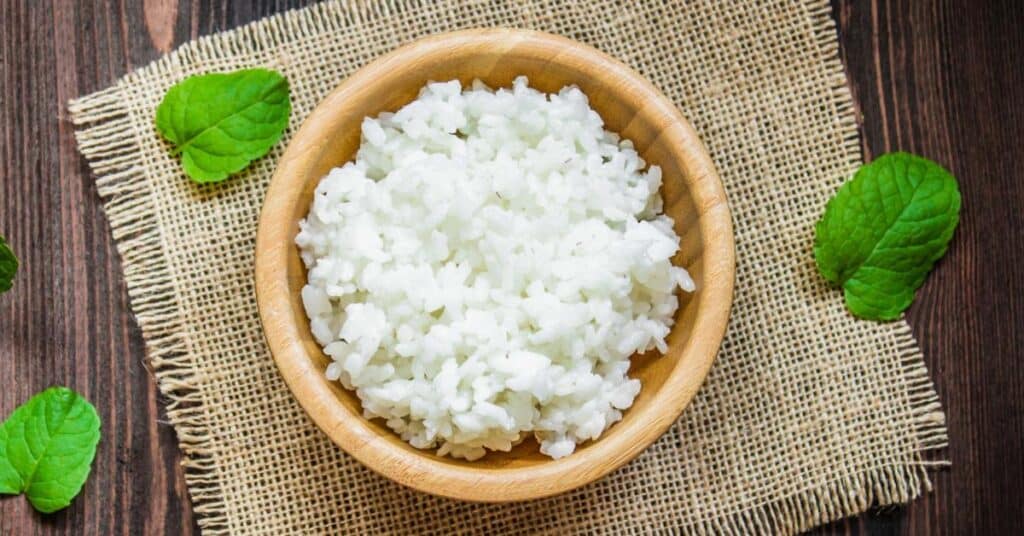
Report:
255,29,734,502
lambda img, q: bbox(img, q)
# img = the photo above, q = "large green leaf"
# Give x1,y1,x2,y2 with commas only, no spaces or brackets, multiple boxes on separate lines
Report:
155,68,291,183
0,387,101,513
814,152,961,320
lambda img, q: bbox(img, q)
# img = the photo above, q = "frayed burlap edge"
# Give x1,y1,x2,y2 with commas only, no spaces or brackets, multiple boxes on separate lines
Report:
69,86,232,531
684,4,951,532
68,1,949,534
680,5,950,531
67,5,432,533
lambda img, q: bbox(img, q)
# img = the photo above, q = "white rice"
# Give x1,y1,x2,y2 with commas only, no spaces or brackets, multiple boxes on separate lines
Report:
296,77,694,460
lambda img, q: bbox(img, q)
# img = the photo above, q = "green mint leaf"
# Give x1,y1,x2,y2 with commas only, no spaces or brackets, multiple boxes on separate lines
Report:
0,387,101,513
155,68,291,183
814,152,960,320
0,234,16,293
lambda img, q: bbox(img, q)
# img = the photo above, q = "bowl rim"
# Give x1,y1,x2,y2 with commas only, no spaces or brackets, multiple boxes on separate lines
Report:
255,28,735,502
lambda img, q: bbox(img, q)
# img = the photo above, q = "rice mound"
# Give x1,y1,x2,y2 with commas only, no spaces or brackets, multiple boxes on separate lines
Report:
296,77,694,460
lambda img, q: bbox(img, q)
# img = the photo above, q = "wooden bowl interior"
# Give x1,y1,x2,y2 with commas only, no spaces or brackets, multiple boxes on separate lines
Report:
284,55,704,467
259,30,733,499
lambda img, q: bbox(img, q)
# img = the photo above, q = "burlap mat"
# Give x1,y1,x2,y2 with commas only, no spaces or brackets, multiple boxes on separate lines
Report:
68,1,949,534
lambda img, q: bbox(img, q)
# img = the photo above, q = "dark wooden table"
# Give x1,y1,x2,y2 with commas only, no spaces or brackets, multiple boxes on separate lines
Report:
1,1,1021,534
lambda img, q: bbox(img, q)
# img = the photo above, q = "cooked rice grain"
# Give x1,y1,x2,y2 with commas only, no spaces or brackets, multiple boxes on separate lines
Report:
297,77,693,460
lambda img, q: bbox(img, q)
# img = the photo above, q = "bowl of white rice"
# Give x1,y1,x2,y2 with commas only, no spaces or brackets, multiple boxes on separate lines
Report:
256,29,734,502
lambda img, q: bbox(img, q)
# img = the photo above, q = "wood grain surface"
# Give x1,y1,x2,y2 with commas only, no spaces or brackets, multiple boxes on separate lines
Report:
0,0,1020,533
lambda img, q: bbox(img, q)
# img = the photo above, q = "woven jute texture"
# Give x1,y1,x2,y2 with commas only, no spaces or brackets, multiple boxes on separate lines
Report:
69,1,949,534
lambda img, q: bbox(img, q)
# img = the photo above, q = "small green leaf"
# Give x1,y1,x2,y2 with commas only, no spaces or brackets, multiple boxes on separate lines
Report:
155,68,291,183
0,387,101,513
814,152,960,320
0,234,16,293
